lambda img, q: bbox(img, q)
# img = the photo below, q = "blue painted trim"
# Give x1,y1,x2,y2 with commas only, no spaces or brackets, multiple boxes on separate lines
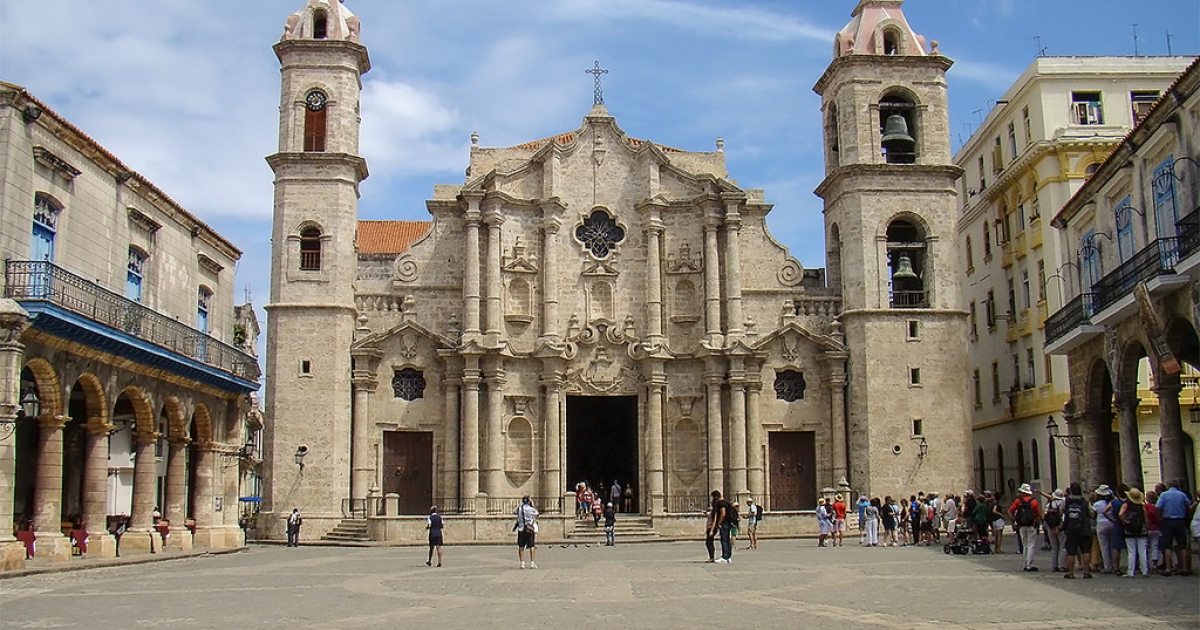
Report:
21,301,260,394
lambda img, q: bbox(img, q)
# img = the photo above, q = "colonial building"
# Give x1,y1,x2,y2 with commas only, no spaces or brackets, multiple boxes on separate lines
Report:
1046,57,1200,492
0,83,261,569
954,56,1193,495
262,0,971,542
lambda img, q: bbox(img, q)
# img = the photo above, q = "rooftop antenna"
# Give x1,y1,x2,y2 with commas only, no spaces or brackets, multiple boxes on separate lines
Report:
1029,35,1047,58
244,285,252,304
1132,24,1140,57
1166,30,1174,56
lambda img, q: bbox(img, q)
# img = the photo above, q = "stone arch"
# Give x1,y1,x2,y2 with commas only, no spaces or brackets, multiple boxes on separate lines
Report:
116,386,155,435
1083,357,1117,485
1164,316,1200,370
1115,338,1149,395
876,19,908,55
22,357,62,417
71,373,108,430
828,222,843,291
161,396,187,440
884,215,931,307
505,416,534,474
191,404,214,444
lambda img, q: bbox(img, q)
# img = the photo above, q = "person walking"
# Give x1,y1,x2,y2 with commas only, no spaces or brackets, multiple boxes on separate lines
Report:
704,507,717,562
744,498,760,550
1042,488,1066,572
709,490,733,563
1155,479,1192,576
816,498,833,547
426,505,444,567
856,494,870,545
1119,488,1149,577
831,494,848,547
610,480,622,511
515,495,539,569
286,508,302,547
603,502,616,546
1007,483,1041,572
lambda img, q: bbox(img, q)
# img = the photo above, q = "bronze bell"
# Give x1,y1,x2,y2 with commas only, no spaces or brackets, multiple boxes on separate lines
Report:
892,252,919,280
881,114,915,153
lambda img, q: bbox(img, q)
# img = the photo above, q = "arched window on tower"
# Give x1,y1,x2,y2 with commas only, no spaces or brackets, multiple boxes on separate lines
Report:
879,95,917,164
827,103,839,155
312,11,328,39
883,28,901,55
304,90,328,152
886,219,927,308
299,226,322,270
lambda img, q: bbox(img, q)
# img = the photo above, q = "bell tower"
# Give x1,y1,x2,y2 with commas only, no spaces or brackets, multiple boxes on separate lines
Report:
262,0,369,538
814,0,970,498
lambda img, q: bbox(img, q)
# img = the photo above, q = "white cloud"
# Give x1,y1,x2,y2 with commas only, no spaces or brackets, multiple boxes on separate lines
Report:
360,80,464,176
546,0,834,43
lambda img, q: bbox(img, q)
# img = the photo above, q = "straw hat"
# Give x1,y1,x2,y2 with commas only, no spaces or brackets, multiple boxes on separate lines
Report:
1126,488,1145,505
1094,484,1113,496
1018,483,1032,495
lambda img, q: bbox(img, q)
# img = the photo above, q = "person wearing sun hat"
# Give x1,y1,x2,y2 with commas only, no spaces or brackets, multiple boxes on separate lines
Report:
831,494,848,547
1093,484,1118,574
1008,483,1041,571
1119,488,1149,577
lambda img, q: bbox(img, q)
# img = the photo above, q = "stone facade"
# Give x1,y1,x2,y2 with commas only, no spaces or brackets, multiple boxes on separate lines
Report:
0,83,261,569
262,0,972,541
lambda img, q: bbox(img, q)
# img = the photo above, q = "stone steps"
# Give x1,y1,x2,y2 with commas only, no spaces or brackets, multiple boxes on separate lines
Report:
321,519,369,542
566,515,657,541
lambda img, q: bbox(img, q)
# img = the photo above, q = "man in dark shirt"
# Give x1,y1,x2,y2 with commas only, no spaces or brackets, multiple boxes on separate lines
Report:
709,490,733,563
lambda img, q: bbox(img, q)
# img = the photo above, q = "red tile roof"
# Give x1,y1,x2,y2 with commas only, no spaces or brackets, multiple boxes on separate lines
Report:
357,220,431,254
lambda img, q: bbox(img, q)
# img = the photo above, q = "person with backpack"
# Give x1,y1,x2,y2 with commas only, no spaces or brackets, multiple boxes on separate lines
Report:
1119,488,1149,577
1062,482,1094,579
1093,484,1118,574
426,505,444,567
744,497,761,550
1041,488,1067,572
1007,483,1042,572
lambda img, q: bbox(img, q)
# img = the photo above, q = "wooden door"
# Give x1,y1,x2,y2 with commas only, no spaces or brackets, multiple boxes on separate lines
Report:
768,431,815,510
383,431,433,515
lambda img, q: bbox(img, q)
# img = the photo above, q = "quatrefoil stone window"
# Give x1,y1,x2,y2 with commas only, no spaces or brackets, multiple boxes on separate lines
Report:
575,209,625,258
392,368,426,401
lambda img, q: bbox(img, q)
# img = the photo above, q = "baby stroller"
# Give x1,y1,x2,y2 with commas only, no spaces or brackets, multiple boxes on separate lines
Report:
943,521,973,555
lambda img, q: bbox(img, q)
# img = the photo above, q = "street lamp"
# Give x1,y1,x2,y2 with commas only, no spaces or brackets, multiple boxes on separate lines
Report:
294,445,308,471
1046,416,1083,450
918,437,929,459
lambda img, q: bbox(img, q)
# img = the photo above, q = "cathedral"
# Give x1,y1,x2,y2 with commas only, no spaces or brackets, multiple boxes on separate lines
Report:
262,0,971,541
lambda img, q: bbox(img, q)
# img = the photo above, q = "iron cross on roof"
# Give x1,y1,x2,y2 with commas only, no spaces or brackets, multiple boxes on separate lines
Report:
586,61,608,105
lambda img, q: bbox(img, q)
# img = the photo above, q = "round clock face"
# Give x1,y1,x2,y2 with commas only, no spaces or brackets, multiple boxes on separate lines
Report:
305,91,327,111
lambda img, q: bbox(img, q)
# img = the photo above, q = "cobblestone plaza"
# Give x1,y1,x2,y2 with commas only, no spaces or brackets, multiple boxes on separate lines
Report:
2,541,1197,629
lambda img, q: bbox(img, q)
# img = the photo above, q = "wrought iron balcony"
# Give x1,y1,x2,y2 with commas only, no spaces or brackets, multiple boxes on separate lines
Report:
1044,293,1098,347
1177,207,1200,262
5,260,259,385
1090,237,1179,313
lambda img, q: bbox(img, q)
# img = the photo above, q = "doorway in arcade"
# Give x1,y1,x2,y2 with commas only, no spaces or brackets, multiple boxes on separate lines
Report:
566,396,638,513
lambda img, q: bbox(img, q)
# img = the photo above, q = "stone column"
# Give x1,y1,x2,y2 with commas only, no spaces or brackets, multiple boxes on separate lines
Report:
728,359,748,500
540,210,563,342
704,359,725,495
163,435,192,551
638,200,666,344
484,205,504,339
463,196,483,336
1079,409,1113,489
33,413,73,561
645,362,666,514
1154,383,1188,486
190,442,216,548
117,427,160,553
823,352,849,485
721,194,745,338
441,370,461,510
460,355,482,511
703,211,723,346
483,361,506,504
1114,391,1143,490
746,380,765,501
0,299,30,569
350,372,378,502
540,366,563,503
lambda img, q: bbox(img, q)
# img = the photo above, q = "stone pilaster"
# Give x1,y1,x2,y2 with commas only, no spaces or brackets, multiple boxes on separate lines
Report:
728,358,748,500
350,367,379,502
704,358,725,495
540,366,564,502
189,442,217,549
483,203,505,340
822,351,849,485
721,194,745,339
460,354,482,510
539,208,563,342
439,357,461,509
163,434,192,552
483,360,506,501
702,210,723,347
645,361,666,514
637,199,667,344
463,195,483,337
1079,408,1113,488
745,380,765,500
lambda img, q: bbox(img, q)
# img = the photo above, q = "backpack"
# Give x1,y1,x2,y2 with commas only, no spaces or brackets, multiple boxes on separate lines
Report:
1043,501,1063,528
1064,497,1087,534
1014,498,1035,527
756,504,764,521
727,503,740,527
1122,504,1146,536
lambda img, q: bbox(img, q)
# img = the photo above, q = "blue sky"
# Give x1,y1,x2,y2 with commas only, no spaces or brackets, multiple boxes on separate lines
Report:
2,0,1197,342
